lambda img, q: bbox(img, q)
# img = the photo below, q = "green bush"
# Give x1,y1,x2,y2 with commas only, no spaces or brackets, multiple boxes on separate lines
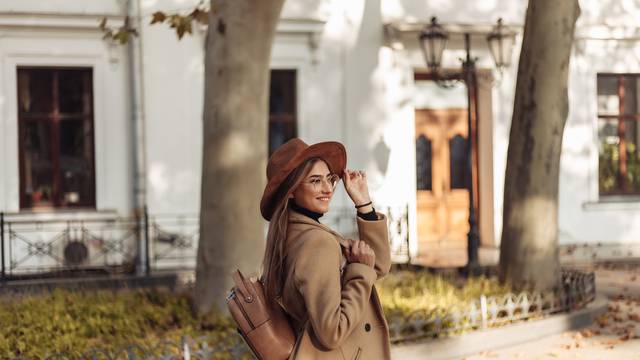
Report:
1,271,510,358
0,288,237,359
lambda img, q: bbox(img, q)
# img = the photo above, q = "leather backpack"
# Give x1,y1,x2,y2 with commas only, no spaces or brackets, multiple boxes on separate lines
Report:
226,269,296,360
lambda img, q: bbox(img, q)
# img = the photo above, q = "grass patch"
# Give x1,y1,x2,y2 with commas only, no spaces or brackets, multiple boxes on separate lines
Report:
377,270,512,338
0,288,239,359
1,271,511,358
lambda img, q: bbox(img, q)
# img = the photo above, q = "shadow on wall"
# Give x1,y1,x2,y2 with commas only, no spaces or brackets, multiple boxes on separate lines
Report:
374,135,391,175
578,0,640,27
346,0,394,181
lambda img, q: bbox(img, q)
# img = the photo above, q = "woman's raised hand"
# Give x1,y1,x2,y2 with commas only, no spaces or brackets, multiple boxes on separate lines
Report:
343,169,371,207
344,239,376,268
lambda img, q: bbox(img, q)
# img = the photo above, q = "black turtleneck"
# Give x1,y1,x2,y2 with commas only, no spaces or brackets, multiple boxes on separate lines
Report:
290,201,323,222
290,201,378,222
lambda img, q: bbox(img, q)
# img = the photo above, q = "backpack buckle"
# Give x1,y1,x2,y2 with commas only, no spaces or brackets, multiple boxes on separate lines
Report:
226,290,236,302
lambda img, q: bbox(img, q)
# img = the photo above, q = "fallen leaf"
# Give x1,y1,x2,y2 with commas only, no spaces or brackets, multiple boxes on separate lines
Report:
597,315,609,327
602,339,622,349
580,329,594,338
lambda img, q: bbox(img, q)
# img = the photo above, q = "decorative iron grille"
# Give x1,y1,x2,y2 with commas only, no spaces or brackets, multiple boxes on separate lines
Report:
0,205,410,279
0,213,138,277
388,269,597,342
147,213,199,270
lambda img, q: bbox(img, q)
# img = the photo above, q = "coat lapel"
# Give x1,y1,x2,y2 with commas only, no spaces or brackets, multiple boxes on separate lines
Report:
288,210,351,248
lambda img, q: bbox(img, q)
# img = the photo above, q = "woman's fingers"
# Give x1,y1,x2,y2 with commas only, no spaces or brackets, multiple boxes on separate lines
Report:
358,241,367,252
345,239,375,268
345,169,365,181
351,239,361,252
350,240,362,258
350,240,371,254
343,169,354,190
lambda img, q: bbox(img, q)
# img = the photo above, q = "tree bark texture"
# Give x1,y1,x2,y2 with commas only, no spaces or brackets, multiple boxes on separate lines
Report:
499,0,580,292
194,0,286,316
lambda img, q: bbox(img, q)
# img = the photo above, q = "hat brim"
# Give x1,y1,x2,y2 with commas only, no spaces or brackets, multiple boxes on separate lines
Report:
260,141,346,221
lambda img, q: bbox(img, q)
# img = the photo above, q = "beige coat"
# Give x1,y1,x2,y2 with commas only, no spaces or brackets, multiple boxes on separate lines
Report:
282,209,391,360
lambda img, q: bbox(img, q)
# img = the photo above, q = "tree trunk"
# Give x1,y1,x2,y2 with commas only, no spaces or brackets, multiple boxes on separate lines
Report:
499,0,580,292
194,0,286,316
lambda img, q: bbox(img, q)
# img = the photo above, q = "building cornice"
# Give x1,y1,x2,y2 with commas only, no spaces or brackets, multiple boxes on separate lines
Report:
277,17,325,35
0,11,125,31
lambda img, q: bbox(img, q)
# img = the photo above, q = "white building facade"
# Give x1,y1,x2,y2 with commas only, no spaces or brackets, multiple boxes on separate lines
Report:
0,0,638,275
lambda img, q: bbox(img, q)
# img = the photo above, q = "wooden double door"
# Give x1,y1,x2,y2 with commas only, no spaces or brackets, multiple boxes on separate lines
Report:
415,109,471,267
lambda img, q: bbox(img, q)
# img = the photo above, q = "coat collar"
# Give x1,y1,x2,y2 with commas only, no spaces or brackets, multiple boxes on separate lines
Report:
288,209,350,248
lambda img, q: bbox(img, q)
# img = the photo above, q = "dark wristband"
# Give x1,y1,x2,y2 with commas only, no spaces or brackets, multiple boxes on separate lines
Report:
357,208,378,221
355,201,372,209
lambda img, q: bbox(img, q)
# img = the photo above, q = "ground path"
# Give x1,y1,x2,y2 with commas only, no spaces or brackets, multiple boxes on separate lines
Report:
464,264,640,360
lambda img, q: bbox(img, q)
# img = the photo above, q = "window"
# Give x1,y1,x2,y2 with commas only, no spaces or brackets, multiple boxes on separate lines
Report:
416,135,432,191
598,74,640,195
269,70,297,156
17,67,96,209
449,135,468,189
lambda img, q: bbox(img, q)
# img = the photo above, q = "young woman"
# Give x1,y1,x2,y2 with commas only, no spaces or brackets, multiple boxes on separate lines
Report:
260,138,391,359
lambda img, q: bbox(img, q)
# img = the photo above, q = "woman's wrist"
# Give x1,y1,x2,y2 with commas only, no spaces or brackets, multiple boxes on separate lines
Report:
353,196,371,206
356,204,374,214
355,200,372,208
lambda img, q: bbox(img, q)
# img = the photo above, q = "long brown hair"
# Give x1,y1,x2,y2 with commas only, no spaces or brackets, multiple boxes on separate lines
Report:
262,157,321,305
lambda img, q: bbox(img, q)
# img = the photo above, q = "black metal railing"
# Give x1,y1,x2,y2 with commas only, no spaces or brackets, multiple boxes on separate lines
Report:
1,205,410,281
0,212,139,279
147,213,199,271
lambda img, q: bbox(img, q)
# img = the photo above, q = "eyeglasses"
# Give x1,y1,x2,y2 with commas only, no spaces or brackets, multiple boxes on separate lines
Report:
305,174,340,191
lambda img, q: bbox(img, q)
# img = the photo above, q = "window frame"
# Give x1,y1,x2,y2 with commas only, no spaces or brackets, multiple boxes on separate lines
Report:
17,66,96,210
268,69,298,157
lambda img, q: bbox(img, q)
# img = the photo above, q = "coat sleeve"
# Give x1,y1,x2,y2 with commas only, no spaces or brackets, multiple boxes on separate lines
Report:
293,230,377,350
356,213,391,279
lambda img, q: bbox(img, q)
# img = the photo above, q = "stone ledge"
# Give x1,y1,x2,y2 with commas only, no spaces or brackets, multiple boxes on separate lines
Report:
390,295,608,360
0,273,178,293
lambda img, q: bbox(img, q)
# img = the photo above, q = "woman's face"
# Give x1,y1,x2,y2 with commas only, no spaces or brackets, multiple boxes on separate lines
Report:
292,160,335,214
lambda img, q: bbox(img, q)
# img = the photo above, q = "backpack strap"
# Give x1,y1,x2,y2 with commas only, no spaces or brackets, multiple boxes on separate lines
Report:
232,269,256,303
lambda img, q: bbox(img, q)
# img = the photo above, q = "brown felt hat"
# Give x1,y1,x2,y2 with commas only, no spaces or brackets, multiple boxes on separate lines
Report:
260,138,346,221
